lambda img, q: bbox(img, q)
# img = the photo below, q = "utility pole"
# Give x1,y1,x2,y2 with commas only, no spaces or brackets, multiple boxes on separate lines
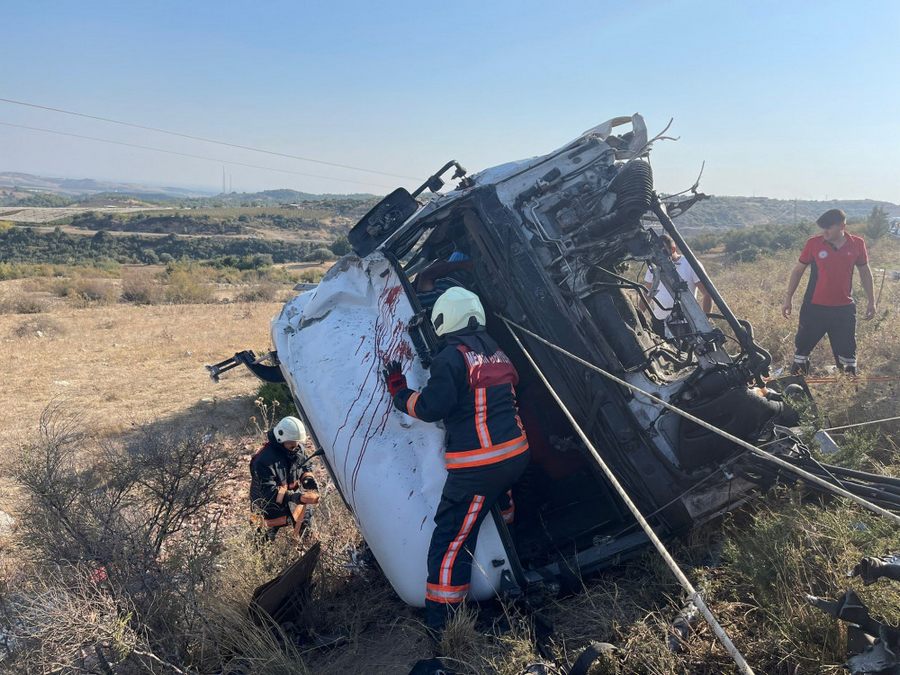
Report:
222,167,226,195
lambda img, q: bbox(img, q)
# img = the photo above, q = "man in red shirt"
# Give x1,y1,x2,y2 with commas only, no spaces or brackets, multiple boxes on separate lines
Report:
782,209,876,375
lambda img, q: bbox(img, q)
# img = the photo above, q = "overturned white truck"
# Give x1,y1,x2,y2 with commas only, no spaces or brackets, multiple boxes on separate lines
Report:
212,116,825,607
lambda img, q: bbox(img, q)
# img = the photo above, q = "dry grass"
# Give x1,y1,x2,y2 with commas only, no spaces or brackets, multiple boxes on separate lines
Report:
707,236,900,425
0,295,282,450
0,242,897,673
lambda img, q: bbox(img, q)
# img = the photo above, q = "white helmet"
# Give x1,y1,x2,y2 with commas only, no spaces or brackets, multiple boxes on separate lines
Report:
431,287,485,336
273,416,307,445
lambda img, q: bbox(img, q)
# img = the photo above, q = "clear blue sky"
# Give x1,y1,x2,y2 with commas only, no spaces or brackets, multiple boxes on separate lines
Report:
2,0,898,200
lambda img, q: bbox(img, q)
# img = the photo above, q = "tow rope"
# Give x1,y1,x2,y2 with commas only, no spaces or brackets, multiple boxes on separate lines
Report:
501,317,756,675
801,375,899,384
823,416,900,432
500,316,900,527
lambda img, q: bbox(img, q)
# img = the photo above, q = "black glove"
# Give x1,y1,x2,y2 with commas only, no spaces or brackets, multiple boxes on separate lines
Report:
382,359,407,396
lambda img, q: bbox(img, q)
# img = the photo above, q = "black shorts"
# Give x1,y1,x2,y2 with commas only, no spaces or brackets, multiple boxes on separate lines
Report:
795,303,856,361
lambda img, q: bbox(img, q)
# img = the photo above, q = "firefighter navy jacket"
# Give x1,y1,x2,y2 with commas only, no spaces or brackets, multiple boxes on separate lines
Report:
249,432,307,521
392,328,529,470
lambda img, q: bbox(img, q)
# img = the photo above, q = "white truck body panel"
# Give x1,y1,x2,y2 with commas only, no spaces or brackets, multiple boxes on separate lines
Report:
270,252,511,606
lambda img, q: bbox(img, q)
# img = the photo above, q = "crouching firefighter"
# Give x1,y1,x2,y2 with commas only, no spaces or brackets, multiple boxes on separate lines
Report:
249,416,320,542
382,287,530,637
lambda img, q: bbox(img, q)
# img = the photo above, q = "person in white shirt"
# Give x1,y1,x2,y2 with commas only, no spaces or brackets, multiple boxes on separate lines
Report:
642,234,712,337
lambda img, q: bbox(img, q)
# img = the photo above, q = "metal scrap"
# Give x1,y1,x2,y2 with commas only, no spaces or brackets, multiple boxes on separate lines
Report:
808,553,900,674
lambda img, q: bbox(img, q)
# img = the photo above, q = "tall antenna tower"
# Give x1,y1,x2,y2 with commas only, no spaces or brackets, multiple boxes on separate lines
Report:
222,167,226,195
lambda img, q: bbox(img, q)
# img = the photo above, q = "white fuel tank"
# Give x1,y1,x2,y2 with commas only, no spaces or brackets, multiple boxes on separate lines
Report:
270,252,512,606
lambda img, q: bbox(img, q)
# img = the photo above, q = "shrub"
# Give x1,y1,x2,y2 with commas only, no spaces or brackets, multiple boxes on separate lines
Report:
68,278,120,306
164,266,217,304
12,315,65,338
121,269,164,304
863,205,891,240
236,282,280,303
297,268,324,283
7,406,234,672
0,291,46,314
304,247,335,262
255,382,299,418
330,235,351,257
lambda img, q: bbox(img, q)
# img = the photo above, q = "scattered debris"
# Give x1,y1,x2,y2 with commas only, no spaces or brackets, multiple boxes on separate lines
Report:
668,598,700,653
809,553,900,674
850,553,900,586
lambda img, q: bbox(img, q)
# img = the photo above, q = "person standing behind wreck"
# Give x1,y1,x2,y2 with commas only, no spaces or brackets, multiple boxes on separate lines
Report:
382,287,530,641
642,234,712,336
782,209,876,375
249,416,319,541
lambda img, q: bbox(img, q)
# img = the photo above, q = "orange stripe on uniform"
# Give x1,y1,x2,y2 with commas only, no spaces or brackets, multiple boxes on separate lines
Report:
439,495,485,587
444,435,529,470
406,391,420,418
474,387,492,448
425,582,469,604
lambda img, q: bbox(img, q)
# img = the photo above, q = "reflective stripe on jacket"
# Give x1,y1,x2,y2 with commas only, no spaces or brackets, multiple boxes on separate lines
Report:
393,329,528,469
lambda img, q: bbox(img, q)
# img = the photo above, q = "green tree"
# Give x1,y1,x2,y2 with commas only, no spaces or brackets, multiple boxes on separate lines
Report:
305,247,335,262
864,205,890,240
330,235,352,256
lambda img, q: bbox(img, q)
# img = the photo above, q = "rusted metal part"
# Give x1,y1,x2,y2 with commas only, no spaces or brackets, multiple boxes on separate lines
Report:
250,541,320,626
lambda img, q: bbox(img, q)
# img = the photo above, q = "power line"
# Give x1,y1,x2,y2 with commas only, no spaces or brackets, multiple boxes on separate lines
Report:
0,96,419,181
0,120,397,190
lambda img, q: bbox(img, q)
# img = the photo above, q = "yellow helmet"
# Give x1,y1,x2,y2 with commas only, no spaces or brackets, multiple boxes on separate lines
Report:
431,287,485,336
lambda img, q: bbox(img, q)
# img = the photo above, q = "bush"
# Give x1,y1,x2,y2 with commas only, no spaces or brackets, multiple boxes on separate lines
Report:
863,205,891,240
69,278,120,306
0,291,46,314
12,315,65,338
121,269,164,304
236,282,281,303
304,247,335,262
255,382,299,417
330,235,351,257
7,405,234,672
164,266,217,304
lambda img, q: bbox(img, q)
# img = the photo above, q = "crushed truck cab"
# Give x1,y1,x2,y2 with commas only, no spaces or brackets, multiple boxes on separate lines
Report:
225,115,805,606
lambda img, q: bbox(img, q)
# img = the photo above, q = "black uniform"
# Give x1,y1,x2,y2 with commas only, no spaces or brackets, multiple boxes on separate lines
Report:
392,328,529,630
249,431,316,539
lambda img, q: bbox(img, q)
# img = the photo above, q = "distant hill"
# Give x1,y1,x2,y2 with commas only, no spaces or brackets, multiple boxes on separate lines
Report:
0,172,207,198
3,171,898,229
670,195,900,229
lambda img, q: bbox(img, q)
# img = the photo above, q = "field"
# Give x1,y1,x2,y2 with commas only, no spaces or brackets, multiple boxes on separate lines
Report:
0,238,897,674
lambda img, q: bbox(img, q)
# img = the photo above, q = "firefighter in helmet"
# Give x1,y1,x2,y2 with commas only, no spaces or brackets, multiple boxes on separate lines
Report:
383,287,530,637
249,415,319,541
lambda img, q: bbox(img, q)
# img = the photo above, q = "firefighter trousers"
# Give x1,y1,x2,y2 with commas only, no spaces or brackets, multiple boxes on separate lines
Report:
425,451,529,631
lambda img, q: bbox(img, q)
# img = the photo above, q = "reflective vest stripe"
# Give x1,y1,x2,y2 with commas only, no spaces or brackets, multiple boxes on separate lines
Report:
474,387,492,448
439,495,484,587
444,435,529,470
275,485,288,504
425,582,470,603
406,391,420,418
263,515,288,528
